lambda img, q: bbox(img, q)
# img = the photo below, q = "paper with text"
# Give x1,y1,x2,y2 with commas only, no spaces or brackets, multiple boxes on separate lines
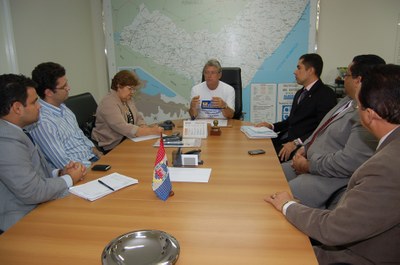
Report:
183,120,208,139
169,167,211,183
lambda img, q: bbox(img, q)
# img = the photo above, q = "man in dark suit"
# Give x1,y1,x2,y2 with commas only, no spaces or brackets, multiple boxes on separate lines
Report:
257,53,337,162
0,74,86,233
265,64,400,265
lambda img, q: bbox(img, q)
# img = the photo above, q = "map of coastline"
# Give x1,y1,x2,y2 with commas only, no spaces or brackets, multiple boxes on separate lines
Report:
111,0,311,122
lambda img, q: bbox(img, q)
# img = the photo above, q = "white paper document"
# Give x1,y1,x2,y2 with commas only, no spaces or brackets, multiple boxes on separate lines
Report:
240,126,278,139
69,173,139,201
182,120,208,139
168,167,211,183
130,134,161,142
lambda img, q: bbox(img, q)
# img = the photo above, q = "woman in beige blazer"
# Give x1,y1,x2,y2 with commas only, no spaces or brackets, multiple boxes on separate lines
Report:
92,70,163,152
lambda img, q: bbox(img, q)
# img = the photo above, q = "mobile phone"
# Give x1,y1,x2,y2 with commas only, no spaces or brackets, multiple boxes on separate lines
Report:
248,149,266,155
91,164,111,171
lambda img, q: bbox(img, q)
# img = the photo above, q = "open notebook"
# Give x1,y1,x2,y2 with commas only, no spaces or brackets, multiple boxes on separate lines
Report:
69,173,138,201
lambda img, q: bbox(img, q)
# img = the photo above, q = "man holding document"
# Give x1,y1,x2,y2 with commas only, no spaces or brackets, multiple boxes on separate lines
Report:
189,59,235,119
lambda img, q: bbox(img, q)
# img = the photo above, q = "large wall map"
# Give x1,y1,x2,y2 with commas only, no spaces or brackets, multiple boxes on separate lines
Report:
105,0,315,123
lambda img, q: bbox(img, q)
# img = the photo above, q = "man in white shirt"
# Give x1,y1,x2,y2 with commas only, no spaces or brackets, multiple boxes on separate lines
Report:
189,59,235,119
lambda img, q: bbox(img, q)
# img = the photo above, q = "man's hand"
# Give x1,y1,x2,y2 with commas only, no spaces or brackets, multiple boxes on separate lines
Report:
190,95,200,109
189,95,200,118
255,121,273,130
278,141,297,162
292,152,310,174
211,97,234,118
211,96,226,109
264,191,293,213
296,146,306,157
61,161,87,185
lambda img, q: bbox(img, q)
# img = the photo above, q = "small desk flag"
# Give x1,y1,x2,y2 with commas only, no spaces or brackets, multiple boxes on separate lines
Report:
152,134,173,201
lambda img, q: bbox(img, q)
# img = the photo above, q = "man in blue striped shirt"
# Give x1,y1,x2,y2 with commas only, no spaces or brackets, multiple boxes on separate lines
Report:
29,62,103,168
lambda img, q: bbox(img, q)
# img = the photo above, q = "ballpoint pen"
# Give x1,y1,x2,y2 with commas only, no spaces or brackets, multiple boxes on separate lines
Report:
98,179,115,191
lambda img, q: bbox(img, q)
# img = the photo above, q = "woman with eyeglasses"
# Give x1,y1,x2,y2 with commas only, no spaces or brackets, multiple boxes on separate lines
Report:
92,70,163,152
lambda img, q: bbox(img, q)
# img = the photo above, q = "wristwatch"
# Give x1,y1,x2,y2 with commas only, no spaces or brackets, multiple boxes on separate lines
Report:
293,139,301,146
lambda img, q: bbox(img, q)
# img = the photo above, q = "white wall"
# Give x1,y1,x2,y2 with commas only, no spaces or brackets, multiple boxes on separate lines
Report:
0,0,18,73
3,0,400,101
6,0,108,101
318,0,400,84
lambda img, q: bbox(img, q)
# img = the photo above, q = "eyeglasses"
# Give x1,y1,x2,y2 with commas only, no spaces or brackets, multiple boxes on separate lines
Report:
124,85,139,93
55,82,70,91
343,73,354,78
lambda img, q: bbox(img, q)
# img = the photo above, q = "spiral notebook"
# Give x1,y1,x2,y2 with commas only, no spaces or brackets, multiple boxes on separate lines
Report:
69,173,138,201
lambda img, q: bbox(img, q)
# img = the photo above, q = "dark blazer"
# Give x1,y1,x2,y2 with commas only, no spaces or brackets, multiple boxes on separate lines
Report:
286,126,400,264
273,79,337,143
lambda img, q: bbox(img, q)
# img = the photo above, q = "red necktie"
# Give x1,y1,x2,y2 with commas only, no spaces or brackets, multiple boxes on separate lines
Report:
306,113,339,148
307,100,352,148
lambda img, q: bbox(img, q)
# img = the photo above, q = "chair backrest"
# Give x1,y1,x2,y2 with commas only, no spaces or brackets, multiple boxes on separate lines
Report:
64,92,97,138
202,67,243,120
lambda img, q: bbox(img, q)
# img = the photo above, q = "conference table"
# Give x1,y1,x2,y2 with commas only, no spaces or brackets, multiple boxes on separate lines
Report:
0,120,317,265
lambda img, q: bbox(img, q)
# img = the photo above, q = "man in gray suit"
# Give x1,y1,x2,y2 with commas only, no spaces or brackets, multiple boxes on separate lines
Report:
0,74,86,233
282,55,385,208
265,64,400,264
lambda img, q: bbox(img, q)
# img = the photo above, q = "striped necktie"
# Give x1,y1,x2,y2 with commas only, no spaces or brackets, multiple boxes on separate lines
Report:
307,100,352,148
297,88,308,103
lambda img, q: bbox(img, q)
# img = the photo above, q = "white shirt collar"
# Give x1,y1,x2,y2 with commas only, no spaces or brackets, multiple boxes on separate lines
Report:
377,125,400,149
304,79,318,91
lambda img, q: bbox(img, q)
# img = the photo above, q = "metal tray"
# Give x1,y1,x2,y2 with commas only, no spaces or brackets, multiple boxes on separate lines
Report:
102,230,180,265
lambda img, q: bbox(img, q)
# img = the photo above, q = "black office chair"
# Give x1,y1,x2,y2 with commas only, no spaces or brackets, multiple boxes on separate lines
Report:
64,92,98,140
202,67,243,120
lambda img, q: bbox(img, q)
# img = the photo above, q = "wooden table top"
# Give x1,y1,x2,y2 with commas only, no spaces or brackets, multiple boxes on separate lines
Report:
0,120,317,265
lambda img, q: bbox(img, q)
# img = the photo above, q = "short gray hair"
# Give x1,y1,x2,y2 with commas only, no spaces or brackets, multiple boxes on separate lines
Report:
203,59,222,73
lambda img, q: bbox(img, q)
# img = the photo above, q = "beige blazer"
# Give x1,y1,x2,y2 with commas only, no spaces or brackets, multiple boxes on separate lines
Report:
92,90,146,151
286,126,400,264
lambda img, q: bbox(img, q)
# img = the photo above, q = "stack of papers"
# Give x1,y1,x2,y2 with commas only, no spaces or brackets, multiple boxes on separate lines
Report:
240,126,277,139
69,173,138,201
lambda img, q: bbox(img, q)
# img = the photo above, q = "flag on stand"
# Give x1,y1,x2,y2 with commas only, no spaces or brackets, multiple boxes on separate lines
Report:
152,134,173,201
